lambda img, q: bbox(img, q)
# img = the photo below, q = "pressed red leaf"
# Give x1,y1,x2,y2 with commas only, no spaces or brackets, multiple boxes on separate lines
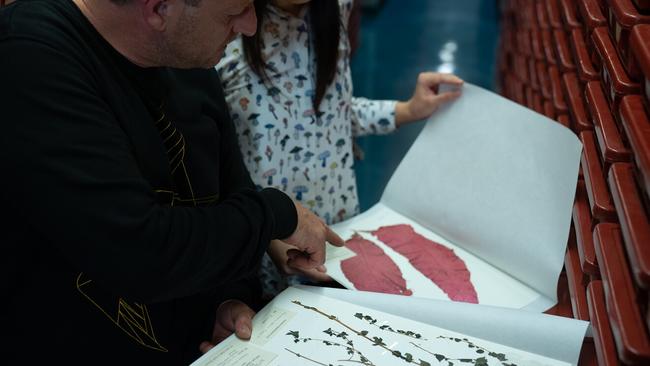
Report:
341,233,413,296
372,224,478,303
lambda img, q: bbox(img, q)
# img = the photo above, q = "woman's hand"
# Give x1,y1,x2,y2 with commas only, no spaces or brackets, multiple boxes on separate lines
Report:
395,72,463,127
268,239,333,282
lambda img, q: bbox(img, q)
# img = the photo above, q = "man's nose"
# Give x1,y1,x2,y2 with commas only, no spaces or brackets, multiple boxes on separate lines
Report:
233,5,257,37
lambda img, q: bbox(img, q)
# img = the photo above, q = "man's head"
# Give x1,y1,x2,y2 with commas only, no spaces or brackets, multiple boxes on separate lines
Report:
79,0,257,68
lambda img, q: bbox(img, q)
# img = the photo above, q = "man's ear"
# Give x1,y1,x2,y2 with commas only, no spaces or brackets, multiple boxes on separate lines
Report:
141,0,172,31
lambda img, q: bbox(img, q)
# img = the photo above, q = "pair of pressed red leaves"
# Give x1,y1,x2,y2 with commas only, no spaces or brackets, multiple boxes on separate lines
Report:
341,224,479,304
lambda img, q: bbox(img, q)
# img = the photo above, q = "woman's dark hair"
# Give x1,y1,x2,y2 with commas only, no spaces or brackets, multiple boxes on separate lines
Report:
243,0,342,112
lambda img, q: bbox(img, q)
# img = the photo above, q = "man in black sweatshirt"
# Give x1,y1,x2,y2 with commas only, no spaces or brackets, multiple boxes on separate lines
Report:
0,0,343,364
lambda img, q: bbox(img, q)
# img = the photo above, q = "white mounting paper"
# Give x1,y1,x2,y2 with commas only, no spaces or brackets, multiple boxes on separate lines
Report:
299,286,589,366
191,287,581,366
325,83,582,311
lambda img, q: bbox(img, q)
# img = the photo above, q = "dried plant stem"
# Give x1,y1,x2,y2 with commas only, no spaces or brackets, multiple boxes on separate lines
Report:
292,301,427,366
285,348,329,366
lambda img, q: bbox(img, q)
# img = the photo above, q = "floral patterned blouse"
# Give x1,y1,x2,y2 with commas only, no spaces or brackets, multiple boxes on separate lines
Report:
217,0,396,225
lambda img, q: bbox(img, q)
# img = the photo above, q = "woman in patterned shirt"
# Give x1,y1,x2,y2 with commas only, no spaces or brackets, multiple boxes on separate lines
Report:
217,0,463,296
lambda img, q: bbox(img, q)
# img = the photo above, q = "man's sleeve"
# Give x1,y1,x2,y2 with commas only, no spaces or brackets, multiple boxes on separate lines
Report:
0,39,295,304
209,71,298,239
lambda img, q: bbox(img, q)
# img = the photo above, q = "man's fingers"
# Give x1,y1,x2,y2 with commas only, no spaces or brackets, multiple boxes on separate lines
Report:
216,300,255,340
199,341,214,354
305,269,333,282
309,267,333,282
287,256,314,270
289,260,332,282
287,249,321,270
309,241,326,264
233,311,253,340
326,226,345,247
229,302,255,340
286,248,300,261
287,247,325,271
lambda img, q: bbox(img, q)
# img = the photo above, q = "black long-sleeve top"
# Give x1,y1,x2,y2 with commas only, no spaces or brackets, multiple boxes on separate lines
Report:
0,0,297,364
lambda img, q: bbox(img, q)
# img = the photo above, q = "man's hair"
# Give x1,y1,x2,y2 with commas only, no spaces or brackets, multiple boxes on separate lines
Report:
110,0,201,6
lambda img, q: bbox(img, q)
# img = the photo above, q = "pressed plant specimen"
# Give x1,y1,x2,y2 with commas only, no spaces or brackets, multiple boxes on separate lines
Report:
285,329,376,366
410,338,519,366
354,312,426,341
285,300,519,366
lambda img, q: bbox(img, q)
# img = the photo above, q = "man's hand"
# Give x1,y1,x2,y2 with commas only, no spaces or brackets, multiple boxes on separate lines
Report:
395,72,463,127
199,300,256,354
268,240,333,282
282,202,344,271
